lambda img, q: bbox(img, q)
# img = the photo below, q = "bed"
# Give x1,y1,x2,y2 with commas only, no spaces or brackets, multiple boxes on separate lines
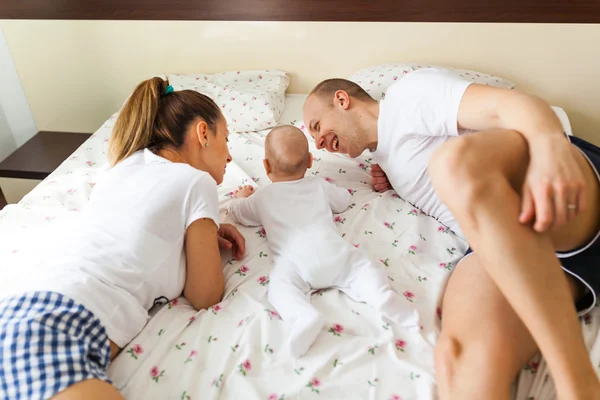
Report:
0,93,598,400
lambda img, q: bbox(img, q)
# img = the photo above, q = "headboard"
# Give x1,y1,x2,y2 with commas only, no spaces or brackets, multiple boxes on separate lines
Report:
1,0,599,23
1,2,599,145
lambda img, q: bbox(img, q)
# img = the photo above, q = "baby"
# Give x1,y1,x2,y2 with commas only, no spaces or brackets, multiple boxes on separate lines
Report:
228,125,419,358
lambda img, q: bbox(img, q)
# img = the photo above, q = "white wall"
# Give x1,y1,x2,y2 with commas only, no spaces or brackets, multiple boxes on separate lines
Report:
1,21,599,144
0,28,37,162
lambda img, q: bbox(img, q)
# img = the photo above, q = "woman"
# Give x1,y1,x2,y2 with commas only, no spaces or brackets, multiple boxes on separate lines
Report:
0,77,245,399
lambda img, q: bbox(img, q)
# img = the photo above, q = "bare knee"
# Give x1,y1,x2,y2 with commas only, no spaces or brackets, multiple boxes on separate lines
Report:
435,334,463,384
429,137,501,211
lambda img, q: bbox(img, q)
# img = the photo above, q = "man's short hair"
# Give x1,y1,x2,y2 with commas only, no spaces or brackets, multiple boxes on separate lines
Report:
309,78,374,105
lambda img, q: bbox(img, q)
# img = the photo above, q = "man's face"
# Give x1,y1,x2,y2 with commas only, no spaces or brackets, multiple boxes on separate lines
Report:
303,93,365,158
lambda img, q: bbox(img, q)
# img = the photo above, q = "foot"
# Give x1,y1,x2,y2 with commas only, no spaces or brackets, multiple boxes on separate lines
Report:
287,315,324,358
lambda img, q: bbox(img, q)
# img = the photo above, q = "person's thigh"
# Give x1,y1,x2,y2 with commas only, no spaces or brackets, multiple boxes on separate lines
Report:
436,253,539,399
52,379,124,400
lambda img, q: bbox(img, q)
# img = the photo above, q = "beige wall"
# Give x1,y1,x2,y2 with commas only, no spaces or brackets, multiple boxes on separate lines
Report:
1,20,599,146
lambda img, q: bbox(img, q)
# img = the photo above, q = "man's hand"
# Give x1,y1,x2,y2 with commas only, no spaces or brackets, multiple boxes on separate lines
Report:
371,164,392,192
234,185,255,198
217,223,245,260
519,136,586,232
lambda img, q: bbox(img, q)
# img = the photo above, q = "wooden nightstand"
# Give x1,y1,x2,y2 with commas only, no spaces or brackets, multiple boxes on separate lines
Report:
0,131,91,209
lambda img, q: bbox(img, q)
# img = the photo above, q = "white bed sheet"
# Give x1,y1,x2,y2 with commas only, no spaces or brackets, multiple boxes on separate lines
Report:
0,95,598,400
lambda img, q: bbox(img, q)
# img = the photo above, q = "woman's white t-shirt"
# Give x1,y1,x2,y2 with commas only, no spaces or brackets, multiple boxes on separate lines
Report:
26,149,220,347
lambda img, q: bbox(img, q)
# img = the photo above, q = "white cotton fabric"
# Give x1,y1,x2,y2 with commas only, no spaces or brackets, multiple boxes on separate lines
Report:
228,177,419,356
0,94,596,400
372,68,473,239
19,149,220,347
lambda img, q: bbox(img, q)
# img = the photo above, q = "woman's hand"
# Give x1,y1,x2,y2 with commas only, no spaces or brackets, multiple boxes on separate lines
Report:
519,136,586,232
217,223,245,260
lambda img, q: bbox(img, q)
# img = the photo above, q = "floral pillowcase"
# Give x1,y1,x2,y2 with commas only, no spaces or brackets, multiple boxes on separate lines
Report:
349,63,515,101
167,70,290,133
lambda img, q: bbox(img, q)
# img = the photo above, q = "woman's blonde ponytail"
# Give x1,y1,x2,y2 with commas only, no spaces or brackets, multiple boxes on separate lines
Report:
108,77,168,166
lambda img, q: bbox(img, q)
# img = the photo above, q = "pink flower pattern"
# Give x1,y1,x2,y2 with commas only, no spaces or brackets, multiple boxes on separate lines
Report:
395,339,407,352
306,377,321,393
328,324,344,336
239,359,252,376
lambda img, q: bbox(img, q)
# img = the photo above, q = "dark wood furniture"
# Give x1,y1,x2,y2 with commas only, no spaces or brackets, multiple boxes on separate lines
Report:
0,131,91,209
0,0,598,23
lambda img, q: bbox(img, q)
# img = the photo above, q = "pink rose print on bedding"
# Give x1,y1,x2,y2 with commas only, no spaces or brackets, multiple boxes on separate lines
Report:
389,395,403,400
524,360,540,374
257,275,270,286
358,163,368,171
212,374,224,388
407,245,417,255
184,350,197,364
403,291,415,302
395,339,407,352
379,258,390,267
150,365,165,382
211,304,222,315
256,227,267,238
168,298,178,309
348,188,357,196
239,359,252,376
439,262,453,271
408,209,418,216
126,344,144,360
306,377,321,393
268,395,285,400
265,309,281,320
324,177,333,183
438,226,450,233
328,324,344,336
384,222,395,230
367,378,379,387
235,265,249,276
334,216,346,224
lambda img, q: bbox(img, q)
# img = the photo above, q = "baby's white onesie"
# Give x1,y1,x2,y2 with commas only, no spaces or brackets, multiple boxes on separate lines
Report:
228,176,419,357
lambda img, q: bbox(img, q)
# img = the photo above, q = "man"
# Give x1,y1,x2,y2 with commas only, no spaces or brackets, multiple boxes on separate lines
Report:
303,68,600,400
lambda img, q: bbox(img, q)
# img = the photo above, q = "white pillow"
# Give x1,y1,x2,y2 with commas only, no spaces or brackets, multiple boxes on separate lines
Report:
349,63,515,101
167,70,290,133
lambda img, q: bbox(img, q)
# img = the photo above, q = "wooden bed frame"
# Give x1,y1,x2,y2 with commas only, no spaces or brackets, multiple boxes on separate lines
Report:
1,0,599,23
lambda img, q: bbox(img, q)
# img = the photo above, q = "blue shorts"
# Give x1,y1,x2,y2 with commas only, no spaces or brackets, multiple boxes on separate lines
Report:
462,135,600,316
0,291,112,399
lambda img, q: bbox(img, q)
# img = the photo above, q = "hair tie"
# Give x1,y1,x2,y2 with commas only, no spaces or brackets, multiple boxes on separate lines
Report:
164,85,175,95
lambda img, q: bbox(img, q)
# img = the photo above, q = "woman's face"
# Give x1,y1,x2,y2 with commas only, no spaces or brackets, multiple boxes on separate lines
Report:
185,116,232,184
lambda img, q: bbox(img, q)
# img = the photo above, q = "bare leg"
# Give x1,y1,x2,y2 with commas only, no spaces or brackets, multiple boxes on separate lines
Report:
52,379,124,400
429,130,600,399
437,253,582,400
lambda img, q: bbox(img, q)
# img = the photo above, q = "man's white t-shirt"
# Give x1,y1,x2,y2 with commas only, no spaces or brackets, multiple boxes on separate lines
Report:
26,149,220,347
372,68,473,239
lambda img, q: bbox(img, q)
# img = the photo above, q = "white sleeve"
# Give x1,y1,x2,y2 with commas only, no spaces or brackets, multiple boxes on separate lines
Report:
227,197,262,227
185,174,220,229
321,179,352,213
386,68,473,137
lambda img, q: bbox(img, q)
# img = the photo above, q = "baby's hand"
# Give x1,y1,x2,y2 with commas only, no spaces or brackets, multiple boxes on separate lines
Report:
234,185,255,198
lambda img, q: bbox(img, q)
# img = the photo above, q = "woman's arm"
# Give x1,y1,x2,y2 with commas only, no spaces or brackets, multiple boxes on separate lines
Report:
183,218,225,310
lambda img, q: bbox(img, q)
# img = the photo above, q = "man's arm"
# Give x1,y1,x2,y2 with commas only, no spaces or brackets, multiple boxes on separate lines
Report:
457,85,564,140
457,85,587,231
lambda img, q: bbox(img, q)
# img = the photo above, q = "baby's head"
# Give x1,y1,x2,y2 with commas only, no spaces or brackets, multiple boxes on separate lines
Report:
264,125,312,181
